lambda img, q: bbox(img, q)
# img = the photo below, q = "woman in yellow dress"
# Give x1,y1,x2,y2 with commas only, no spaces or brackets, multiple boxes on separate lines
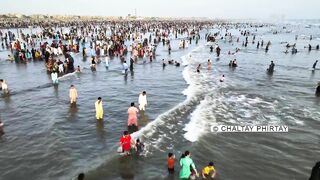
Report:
95,97,104,120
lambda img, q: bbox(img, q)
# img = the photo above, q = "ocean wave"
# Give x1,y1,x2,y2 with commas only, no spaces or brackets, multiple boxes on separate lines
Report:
131,46,204,150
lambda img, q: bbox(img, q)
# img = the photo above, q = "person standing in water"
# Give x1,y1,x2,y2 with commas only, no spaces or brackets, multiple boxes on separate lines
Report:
316,82,320,97
202,162,217,179
210,46,213,52
119,131,134,155
267,61,275,73
0,120,4,136
95,97,103,120
51,71,58,85
129,57,134,71
216,45,221,57
105,56,109,69
69,85,78,105
179,151,199,179
75,66,81,73
128,102,139,133
123,60,129,74
167,153,176,174
220,75,225,82
0,79,8,94
196,64,201,73
135,139,144,155
312,60,318,69
138,91,147,111
207,59,212,70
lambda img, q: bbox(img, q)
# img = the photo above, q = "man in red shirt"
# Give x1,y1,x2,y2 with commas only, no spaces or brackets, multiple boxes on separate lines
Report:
119,131,133,155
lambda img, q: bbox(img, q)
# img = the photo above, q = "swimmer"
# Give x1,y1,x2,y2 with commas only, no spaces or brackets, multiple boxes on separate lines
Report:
202,162,217,179
95,97,103,120
175,61,180,67
196,64,201,73
207,59,212,70
312,60,318,69
128,102,139,133
220,75,225,82
69,85,78,104
138,91,147,111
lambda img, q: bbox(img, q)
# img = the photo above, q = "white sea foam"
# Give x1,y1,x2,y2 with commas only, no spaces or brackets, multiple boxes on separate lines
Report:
131,46,203,147
183,96,217,142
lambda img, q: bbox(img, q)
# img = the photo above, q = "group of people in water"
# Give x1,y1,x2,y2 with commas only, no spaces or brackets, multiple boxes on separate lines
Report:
166,151,217,179
1,18,320,180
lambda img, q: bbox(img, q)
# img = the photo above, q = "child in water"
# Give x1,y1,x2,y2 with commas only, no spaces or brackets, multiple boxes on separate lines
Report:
167,153,175,174
75,66,81,72
202,162,217,179
135,139,144,155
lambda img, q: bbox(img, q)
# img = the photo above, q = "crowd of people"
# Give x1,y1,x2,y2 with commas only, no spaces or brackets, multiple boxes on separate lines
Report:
1,18,320,180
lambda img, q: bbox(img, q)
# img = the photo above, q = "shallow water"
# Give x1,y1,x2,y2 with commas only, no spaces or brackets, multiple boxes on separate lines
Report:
1,23,320,180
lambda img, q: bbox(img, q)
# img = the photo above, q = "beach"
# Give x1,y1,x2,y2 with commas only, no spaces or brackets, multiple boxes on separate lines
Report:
0,19,320,180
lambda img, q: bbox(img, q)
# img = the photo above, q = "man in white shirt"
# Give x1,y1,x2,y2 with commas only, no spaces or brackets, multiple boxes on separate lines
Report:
123,61,129,74
138,91,148,111
0,79,8,94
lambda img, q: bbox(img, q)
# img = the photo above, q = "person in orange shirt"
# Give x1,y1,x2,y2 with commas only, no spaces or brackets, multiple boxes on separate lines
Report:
167,153,175,174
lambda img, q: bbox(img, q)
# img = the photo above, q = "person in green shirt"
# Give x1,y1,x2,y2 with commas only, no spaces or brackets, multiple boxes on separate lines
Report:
179,151,199,179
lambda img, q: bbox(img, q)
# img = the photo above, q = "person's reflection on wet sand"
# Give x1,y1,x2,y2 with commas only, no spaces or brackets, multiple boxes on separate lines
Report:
68,103,78,121
53,84,59,98
96,120,106,141
118,156,135,180
139,111,149,127
130,71,134,81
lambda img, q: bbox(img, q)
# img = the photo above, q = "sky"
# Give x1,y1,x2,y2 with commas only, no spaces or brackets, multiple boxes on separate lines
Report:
0,0,319,19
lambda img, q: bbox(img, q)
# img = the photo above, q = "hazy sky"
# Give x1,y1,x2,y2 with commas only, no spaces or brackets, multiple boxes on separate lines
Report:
0,0,319,19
